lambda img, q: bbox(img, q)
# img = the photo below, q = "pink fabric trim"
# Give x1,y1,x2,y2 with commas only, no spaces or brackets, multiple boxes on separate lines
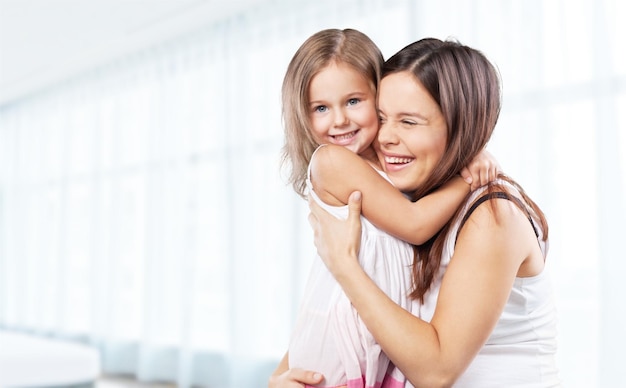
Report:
305,374,405,388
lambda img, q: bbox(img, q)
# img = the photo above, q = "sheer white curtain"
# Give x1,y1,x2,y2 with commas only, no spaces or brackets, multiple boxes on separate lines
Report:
0,0,624,387
407,1,626,387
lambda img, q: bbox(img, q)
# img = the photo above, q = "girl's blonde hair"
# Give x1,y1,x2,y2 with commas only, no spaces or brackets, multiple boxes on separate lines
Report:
280,28,384,198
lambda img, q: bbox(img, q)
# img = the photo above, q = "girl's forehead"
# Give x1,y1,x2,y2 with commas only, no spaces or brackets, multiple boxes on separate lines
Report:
309,63,375,97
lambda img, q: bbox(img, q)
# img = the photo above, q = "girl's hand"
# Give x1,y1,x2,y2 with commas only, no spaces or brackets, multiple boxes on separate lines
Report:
308,191,363,276
460,149,501,190
268,368,323,388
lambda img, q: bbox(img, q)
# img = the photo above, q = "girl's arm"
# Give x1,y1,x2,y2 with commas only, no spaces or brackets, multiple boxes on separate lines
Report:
310,144,497,245
308,191,538,387
460,148,501,190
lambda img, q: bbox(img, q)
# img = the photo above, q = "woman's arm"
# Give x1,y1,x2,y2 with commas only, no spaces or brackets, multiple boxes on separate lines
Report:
268,351,323,387
308,191,538,387
310,144,498,245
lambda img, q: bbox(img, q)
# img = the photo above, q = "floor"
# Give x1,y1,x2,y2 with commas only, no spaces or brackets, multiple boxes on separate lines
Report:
95,375,175,388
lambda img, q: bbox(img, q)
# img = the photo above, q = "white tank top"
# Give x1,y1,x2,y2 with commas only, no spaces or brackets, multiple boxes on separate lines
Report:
419,181,561,387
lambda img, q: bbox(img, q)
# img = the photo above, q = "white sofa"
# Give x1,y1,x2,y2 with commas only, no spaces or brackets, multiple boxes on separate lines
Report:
0,330,100,387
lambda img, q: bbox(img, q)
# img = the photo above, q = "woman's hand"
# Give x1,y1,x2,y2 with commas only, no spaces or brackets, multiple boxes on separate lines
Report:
268,368,323,387
460,149,501,190
308,191,363,276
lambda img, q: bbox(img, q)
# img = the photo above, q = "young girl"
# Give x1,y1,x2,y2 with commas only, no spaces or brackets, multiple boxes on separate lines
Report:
274,29,499,388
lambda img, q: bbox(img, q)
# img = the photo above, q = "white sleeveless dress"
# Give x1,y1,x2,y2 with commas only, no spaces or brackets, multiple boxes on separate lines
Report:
288,146,419,388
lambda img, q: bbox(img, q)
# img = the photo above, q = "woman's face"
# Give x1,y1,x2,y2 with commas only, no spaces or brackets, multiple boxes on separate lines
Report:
375,71,447,193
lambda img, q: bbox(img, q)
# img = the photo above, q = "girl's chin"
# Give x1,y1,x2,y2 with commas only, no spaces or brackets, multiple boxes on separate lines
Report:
342,143,360,154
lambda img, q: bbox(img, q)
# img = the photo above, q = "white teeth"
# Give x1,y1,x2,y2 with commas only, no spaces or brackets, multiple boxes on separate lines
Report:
385,156,412,164
334,131,357,141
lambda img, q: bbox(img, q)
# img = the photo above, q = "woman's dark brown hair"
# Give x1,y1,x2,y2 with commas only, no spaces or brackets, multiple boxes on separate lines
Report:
383,38,548,301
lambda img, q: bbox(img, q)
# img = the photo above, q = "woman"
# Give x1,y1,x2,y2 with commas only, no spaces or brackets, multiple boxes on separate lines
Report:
305,38,560,387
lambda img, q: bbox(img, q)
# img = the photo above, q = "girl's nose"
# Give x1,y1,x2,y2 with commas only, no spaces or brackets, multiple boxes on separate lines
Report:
333,109,349,127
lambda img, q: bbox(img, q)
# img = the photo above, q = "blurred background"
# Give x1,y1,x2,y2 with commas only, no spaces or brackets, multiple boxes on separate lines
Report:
0,0,624,387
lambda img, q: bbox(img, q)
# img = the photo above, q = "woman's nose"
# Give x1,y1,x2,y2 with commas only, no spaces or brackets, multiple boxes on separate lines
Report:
377,122,397,145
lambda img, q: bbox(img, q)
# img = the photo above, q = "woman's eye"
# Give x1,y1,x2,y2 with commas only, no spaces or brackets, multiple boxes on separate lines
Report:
402,120,417,126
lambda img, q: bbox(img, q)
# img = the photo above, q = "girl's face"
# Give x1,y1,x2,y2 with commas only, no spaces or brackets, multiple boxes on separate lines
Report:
375,71,447,193
308,62,379,156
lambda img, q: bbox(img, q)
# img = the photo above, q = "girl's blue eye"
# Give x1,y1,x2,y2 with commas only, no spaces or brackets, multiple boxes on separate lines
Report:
348,98,360,106
315,105,328,113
